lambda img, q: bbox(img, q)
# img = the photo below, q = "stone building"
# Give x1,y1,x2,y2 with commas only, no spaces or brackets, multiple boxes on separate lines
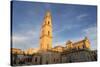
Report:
24,48,39,55
66,37,90,50
11,48,24,65
52,46,64,52
32,54,41,65
11,48,23,55
40,51,61,64
61,50,93,63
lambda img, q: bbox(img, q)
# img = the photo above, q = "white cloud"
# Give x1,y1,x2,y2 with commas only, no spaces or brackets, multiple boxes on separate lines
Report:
13,35,28,43
76,14,88,20
86,26,97,36
53,41,66,47
83,26,97,40
83,26,97,50
12,27,40,50
53,23,80,36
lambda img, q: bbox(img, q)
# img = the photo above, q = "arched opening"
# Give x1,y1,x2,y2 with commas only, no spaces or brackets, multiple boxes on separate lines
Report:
40,57,42,64
48,31,50,36
48,21,50,24
54,58,55,62
35,57,37,62
83,45,86,49
46,60,48,64
78,46,80,50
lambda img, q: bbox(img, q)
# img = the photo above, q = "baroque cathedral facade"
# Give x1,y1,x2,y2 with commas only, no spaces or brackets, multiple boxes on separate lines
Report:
11,11,97,66
40,10,90,52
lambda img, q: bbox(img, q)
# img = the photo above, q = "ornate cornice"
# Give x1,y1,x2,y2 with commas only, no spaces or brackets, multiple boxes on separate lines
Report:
40,35,52,39
42,24,52,28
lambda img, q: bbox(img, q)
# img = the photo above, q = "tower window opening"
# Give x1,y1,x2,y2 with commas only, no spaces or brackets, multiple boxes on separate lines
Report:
48,21,50,24
48,31,50,36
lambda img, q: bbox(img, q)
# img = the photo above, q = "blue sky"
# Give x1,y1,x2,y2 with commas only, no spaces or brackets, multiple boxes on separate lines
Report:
12,1,97,50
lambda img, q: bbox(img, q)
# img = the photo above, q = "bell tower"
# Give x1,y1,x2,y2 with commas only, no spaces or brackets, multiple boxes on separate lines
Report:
40,10,52,51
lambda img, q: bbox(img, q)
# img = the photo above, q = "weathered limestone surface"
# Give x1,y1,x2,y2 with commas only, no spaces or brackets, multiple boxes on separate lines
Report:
61,50,97,63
